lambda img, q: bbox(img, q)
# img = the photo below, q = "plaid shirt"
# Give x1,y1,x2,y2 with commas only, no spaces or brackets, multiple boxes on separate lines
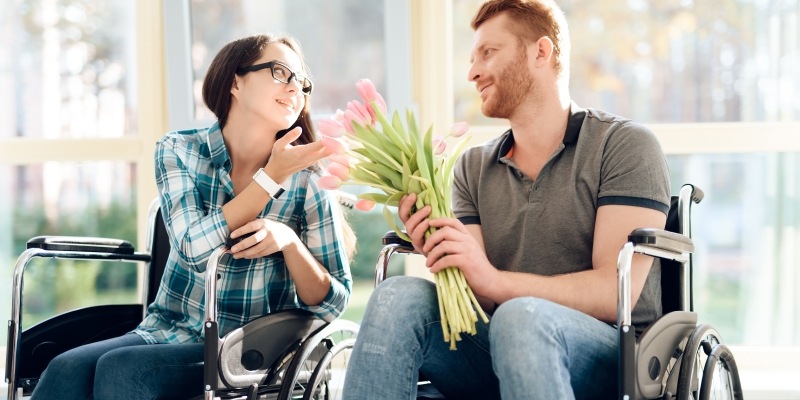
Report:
135,122,351,344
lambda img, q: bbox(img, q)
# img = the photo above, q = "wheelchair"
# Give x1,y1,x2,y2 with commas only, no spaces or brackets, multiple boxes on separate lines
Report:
6,193,359,400
374,184,743,400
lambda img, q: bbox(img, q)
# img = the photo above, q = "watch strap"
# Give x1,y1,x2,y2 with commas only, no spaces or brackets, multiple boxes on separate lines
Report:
253,168,285,199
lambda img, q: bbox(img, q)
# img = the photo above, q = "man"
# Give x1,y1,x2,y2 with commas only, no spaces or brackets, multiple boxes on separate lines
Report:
343,0,670,399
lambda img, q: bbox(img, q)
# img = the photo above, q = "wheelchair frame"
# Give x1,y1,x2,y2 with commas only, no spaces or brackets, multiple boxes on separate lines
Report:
374,184,743,400
6,193,358,400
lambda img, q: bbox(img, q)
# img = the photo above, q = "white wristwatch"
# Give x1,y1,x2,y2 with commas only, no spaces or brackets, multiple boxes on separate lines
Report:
253,168,285,199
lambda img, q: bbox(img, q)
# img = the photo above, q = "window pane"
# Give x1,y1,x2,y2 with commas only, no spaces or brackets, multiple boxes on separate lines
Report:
0,1,138,138
189,0,387,120
453,0,800,124
669,152,800,346
0,162,138,359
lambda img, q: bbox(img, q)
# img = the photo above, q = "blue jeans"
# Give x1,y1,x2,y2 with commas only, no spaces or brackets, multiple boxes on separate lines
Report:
343,276,619,400
30,333,204,400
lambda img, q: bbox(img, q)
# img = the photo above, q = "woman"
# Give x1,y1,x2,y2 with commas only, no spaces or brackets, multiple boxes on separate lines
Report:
31,33,353,400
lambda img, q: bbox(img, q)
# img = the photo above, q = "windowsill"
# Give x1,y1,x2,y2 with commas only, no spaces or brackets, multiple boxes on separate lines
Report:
730,346,800,400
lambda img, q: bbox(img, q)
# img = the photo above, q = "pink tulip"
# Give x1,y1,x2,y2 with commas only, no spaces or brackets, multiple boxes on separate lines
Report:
355,199,376,211
449,121,469,138
432,135,447,155
334,109,355,134
347,100,373,125
328,152,352,167
356,79,388,119
317,119,346,138
344,109,365,128
356,79,379,105
321,136,346,154
318,175,343,190
365,93,388,120
327,161,350,181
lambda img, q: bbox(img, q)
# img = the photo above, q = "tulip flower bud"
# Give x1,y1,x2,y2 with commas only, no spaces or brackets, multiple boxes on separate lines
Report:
321,136,346,154
318,175,343,190
334,109,355,134
355,199,376,211
347,100,373,126
328,152,352,168
449,121,469,138
356,79,379,104
432,135,447,155
317,119,346,138
327,161,351,180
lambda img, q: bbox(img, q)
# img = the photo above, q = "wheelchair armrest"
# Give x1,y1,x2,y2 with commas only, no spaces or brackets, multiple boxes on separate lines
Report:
27,236,136,255
628,228,693,254
382,231,415,250
375,231,417,287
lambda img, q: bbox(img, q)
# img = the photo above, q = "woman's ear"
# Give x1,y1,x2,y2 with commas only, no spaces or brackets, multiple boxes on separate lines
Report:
230,75,241,98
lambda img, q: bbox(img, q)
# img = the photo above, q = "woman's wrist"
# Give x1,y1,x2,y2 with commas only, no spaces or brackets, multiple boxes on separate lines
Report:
263,163,288,185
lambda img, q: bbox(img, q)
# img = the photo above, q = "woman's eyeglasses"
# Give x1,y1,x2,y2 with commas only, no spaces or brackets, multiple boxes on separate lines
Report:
237,61,314,95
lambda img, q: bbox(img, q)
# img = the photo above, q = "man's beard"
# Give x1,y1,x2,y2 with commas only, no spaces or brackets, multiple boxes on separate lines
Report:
482,56,534,119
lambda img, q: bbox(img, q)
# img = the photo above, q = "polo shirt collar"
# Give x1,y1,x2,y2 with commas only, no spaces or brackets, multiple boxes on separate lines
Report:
497,101,587,162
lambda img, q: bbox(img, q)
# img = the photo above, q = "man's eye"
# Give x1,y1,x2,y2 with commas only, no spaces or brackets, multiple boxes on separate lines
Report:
483,49,494,57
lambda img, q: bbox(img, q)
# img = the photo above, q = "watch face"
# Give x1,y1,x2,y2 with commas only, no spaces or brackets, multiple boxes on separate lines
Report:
272,187,285,199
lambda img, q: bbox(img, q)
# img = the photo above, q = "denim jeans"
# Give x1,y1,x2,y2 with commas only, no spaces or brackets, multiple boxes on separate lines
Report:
343,276,619,400
30,333,204,400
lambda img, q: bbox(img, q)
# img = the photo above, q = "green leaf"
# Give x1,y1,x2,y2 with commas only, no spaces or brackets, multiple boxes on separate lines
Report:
351,124,402,166
363,161,404,191
374,108,412,158
357,192,390,204
391,111,408,143
382,192,411,241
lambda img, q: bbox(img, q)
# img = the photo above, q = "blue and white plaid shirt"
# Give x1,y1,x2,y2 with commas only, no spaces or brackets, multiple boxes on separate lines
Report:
135,122,351,344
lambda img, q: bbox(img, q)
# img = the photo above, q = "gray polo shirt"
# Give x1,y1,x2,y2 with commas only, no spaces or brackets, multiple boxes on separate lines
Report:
452,104,670,330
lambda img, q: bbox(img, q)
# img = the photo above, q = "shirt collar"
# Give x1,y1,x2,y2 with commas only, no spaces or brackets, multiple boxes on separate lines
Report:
497,102,587,162
206,121,231,170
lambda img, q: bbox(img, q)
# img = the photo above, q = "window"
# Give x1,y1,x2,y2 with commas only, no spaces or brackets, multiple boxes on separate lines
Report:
0,0,149,380
165,0,412,129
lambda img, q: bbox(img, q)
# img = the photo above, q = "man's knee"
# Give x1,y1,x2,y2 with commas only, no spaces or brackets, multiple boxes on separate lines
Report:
490,297,567,343
368,276,438,316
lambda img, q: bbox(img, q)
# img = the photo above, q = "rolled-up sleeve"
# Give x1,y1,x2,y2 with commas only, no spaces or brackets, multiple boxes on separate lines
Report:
296,175,352,321
154,136,229,272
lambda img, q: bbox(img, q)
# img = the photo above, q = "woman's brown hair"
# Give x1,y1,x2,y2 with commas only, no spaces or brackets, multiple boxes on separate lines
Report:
202,33,317,150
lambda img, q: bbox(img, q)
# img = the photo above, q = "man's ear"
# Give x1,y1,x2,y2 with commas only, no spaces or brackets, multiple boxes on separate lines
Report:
532,36,555,68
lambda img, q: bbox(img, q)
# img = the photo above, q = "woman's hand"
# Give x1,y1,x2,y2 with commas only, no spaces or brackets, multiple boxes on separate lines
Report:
264,127,333,183
228,218,299,259
398,193,432,255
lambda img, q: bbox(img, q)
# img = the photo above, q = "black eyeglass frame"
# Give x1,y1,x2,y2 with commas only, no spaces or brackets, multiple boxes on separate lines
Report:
236,60,314,95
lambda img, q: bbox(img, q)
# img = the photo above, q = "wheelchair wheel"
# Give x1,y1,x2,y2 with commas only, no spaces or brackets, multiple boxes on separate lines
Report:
677,324,743,400
302,337,357,400
278,319,359,400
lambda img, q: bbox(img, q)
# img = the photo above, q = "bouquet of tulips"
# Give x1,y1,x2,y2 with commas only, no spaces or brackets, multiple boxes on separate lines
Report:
317,79,489,349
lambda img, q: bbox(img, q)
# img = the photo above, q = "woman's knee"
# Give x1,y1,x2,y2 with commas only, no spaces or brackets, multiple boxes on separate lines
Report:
94,347,148,398
45,347,97,373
